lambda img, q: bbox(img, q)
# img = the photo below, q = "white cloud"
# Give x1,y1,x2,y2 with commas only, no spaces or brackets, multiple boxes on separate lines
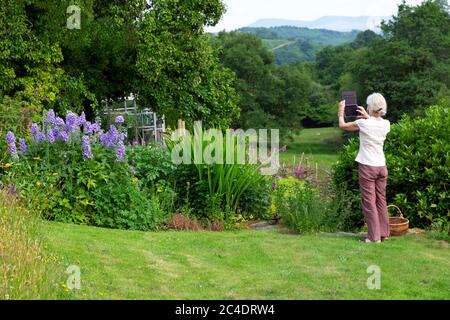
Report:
207,0,425,32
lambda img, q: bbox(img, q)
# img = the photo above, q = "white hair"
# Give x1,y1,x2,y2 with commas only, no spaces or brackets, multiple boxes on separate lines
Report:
367,93,387,117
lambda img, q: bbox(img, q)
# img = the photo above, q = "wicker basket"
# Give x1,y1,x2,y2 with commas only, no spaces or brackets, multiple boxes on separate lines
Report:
388,205,409,236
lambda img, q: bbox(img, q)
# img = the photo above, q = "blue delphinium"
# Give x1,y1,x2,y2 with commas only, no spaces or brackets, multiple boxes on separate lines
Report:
82,135,93,160
77,112,86,126
6,131,18,160
116,141,126,161
91,123,101,133
46,109,56,125
31,123,42,143
19,138,27,154
55,117,65,127
47,128,56,144
115,116,124,124
65,113,77,133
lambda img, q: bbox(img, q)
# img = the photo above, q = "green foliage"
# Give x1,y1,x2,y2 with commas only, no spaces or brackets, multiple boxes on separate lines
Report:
136,0,240,128
166,129,265,223
238,176,272,220
331,105,450,230
127,145,176,188
273,177,329,233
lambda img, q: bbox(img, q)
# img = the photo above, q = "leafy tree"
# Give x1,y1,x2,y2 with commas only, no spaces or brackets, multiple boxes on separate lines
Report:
1,0,239,129
135,0,239,128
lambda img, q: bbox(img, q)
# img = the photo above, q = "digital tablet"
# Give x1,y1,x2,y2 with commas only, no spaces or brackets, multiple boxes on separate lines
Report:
342,91,359,118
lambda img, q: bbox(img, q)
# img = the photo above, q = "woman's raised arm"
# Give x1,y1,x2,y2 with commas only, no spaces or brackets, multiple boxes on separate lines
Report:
338,100,360,132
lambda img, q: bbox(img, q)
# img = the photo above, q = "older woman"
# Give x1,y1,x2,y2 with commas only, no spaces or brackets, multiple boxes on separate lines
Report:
338,93,391,244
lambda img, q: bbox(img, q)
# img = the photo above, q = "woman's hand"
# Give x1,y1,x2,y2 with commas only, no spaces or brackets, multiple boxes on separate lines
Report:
338,100,345,117
357,106,370,119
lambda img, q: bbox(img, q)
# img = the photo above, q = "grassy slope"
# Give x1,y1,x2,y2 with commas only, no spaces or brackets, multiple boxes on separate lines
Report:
280,127,343,169
44,222,450,300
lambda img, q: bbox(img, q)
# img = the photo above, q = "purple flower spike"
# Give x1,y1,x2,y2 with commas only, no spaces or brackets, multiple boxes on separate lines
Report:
115,116,124,124
280,145,287,153
58,131,69,142
31,123,39,141
295,166,305,178
115,141,126,161
46,110,56,125
6,132,18,160
91,123,101,133
82,136,93,161
36,132,45,144
272,177,278,191
77,112,86,126
100,132,112,148
55,117,65,127
47,128,56,144
19,138,27,154
6,131,15,145
83,121,93,135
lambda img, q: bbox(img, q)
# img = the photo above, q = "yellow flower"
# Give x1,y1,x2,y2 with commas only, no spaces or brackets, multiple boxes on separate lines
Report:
52,172,59,176
3,163,12,168
270,202,277,215
33,157,41,161
157,188,163,193
36,181,42,187
132,177,139,183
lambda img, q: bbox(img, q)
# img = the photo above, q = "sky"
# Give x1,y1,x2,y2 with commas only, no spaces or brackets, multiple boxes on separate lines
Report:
206,0,425,32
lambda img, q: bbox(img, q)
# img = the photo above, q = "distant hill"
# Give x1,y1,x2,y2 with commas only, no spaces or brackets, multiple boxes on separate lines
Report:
248,16,390,32
239,26,360,64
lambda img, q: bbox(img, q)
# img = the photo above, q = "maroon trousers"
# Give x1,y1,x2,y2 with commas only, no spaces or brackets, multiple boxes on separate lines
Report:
358,163,390,241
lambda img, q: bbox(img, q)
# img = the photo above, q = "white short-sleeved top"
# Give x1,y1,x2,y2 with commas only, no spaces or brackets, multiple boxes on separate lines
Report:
355,117,391,167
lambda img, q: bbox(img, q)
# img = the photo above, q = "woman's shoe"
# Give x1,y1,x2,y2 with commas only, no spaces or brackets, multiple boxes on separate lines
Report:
381,237,389,242
361,238,381,244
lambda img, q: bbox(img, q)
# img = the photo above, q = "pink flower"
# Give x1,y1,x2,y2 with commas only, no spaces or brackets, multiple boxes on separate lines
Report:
295,166,305,178
280,145,287,153
272,177,278,191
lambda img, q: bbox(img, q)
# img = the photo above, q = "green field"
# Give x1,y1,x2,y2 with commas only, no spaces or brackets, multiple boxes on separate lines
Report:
280,127,343,169
44,222,450,300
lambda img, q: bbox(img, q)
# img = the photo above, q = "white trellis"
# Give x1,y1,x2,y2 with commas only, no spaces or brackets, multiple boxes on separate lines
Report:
101,96,166,144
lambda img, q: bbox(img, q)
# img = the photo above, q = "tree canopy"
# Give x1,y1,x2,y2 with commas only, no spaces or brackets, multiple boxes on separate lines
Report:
0,0,239,128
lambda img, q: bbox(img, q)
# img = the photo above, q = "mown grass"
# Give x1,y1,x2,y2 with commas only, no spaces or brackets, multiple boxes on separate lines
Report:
280,127,343,169
43,222,450,300
0,191,64,300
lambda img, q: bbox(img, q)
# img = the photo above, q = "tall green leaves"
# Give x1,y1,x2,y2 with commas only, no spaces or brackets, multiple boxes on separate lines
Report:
166,129,265,218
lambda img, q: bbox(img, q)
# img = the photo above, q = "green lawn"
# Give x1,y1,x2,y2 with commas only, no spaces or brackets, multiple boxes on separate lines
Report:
44,222,450,300
281,127,343,169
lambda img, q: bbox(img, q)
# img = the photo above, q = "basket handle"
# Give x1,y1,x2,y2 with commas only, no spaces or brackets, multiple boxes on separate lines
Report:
387,204,404,218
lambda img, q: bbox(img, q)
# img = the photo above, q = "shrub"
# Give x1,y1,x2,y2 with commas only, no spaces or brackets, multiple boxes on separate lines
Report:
3,110,167,231
127,145,176,188
166,129,265,224
0,190,63,299
238,175,272,220
331,105,450,230
274,176,330,233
